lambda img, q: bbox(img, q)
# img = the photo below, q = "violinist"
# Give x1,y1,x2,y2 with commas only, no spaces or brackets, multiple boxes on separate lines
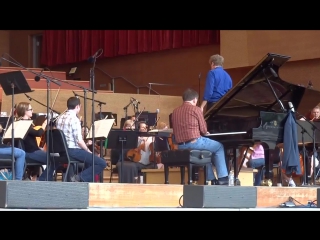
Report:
123,119,135,130
300,106,320,179
300,106,320,121
81,125,101,157
15,102,55,181
135,122,154,168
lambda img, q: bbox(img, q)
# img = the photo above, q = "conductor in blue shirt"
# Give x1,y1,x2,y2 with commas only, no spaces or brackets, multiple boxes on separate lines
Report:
200,54,233,112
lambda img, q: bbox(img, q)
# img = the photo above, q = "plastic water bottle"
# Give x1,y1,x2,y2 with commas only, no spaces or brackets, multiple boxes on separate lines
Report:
228,170,234,186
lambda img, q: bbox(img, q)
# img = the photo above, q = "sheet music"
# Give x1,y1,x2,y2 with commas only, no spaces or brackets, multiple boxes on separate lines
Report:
86,119,115,139
3,120,33,139
205,131,247,136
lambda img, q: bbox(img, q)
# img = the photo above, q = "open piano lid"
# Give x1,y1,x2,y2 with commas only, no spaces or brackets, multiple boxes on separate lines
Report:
204,53,320,120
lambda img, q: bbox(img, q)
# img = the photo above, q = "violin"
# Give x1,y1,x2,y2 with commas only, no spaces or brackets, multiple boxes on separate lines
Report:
81,125,101,156
126,140,146,162
148,141,161,163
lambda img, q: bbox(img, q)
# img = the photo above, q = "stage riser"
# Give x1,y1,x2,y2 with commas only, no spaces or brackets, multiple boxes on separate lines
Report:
0,182,317,209
89,184,319,208
183,185,257,208
0,181,89,209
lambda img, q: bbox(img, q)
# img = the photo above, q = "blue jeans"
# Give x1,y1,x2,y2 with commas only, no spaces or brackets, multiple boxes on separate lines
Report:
177,136,228,180
26,150,55,181
248,158,265,186
0,147,25,180
68,148,107,182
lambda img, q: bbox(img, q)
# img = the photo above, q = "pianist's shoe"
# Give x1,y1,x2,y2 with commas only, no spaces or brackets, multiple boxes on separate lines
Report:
286,177,296,187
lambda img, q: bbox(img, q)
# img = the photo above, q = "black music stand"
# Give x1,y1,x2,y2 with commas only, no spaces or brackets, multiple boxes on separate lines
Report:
107,130,138,183
0,71,33,178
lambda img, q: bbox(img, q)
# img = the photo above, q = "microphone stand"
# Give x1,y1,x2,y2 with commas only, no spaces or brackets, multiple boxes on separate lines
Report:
133,101,139,113
1,55,61,181
96,101,106,157
24,94,60,115
123,101,133,120
90,59,98,182
151,117,160,169
298,114,320,185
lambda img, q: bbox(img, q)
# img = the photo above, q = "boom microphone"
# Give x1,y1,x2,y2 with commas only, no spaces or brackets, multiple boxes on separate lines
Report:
34,69,44,82
88,48,103,63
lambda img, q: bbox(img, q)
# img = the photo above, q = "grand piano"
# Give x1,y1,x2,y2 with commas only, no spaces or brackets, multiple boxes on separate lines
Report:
204,53,320,184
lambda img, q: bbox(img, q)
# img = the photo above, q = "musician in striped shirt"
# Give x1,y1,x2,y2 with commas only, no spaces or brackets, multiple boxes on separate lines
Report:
171,88,229,185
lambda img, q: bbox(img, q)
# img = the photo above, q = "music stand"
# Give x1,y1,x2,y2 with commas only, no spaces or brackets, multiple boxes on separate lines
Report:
0,71,33,178
107,130,139,183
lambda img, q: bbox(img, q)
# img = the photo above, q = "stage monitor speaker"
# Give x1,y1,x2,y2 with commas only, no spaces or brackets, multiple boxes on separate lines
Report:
183,185,257,208
0,181,89,209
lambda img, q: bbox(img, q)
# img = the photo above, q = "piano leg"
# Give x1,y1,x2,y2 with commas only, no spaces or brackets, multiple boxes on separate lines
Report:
164,165,169,184
181,166,186,184
232,148,241,186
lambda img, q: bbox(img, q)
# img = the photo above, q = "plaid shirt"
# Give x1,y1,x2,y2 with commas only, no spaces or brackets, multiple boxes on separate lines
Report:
56,110,82,149
172,102,207,143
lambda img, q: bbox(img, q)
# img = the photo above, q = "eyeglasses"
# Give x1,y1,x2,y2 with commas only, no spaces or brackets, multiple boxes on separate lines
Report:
27,109,33,111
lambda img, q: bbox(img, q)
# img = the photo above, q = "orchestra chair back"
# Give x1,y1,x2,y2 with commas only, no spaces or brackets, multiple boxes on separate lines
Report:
45,129,82,182
15,140,44,179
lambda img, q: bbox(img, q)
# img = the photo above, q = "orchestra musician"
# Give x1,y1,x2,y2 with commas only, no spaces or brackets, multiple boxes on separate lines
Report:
123,119,135,130
126,121,156,170
0,144,26,180
299,105,320,181
15,102,55,181
300,105,320,121
55,97,107,182
238,143,265,186
81,125,101,157
116,121,160,183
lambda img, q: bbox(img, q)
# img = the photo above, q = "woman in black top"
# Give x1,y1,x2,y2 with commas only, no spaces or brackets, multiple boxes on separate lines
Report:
15,102,54,181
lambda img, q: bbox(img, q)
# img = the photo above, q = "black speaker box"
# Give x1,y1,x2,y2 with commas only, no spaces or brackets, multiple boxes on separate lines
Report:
183,185,257,208
0,181,89,209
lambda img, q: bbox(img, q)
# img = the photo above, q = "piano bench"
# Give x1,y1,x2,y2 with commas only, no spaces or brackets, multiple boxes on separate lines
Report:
161,149,212,185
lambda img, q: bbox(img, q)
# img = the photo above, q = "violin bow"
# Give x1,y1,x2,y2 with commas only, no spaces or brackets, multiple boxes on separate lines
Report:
50,88,60,115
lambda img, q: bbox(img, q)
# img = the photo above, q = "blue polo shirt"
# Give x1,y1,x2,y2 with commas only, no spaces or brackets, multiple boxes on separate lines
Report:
203,67,232,103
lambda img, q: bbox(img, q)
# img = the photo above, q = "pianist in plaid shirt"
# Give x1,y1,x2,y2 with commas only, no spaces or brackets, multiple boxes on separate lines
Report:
171,88,229,185
56,97,107,182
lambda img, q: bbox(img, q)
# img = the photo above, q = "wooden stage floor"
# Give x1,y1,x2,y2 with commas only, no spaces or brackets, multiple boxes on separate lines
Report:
89,183,319,208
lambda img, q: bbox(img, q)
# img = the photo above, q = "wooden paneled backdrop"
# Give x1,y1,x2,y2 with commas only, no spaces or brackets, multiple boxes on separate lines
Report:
1,89,182,127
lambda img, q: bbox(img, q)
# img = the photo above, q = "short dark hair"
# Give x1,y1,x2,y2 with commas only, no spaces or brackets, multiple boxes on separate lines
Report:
182,88,199,101
67,97,80,109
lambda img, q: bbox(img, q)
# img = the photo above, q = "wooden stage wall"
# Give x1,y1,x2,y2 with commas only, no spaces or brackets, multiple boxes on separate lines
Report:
1,90,182,127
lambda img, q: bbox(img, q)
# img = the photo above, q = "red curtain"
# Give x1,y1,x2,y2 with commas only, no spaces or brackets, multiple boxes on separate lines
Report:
41,30,220,67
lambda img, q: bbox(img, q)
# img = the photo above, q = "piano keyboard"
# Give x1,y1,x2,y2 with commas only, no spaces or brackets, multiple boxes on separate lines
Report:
205,131,247,136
